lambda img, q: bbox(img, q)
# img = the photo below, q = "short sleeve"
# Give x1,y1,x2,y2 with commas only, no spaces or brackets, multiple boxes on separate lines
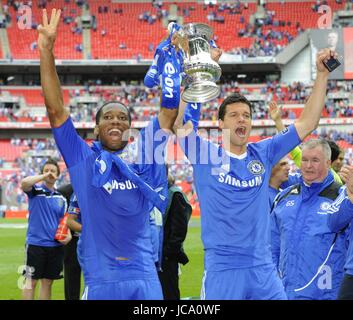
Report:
135,117,171,211
68,193,80,216
261,125,302,166
52,116,93,168
25,185,40,199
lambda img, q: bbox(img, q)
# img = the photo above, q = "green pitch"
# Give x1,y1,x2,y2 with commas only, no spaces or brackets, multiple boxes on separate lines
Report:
0,218,203,300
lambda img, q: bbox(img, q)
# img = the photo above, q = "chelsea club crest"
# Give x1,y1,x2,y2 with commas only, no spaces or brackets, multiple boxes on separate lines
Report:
247,160,265,175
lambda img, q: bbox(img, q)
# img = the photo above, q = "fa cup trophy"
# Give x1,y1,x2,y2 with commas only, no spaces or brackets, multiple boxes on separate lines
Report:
176,23,222,103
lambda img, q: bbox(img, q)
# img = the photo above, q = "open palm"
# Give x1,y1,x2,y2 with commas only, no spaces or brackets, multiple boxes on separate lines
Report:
37,9,61,51
268,101,281,122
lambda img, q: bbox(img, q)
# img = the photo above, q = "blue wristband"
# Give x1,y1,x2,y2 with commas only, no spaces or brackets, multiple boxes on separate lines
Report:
183,102,201,131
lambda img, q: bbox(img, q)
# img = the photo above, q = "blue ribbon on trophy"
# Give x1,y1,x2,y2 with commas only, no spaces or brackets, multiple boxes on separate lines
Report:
144,22,184,109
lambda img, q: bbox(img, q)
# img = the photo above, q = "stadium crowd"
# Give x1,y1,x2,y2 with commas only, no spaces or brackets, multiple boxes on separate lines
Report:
2,124,353,213
1,80,352,122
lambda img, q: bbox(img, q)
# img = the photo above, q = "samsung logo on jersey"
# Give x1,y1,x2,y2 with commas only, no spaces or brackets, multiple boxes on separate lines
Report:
103,180,138,195
218,173,263,188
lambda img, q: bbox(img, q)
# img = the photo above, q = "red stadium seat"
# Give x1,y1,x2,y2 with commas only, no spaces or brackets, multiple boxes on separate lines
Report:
6,1,83,60
3,1,346,60
2,88,70,106
0,140,30,161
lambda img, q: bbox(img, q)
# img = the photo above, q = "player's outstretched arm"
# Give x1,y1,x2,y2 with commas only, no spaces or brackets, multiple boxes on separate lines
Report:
158,107,178,132
269,100,302,167
21,172,54,192
294,48,334,140
38,8,69,128
173,98,194,137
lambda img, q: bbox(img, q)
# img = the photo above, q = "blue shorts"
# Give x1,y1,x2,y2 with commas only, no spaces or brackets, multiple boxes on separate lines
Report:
201,264,287,300
82,279,163,300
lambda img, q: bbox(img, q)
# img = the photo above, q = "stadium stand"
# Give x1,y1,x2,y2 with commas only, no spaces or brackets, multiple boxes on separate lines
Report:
1,0,346,60
0,139,30,161
4,0,83,59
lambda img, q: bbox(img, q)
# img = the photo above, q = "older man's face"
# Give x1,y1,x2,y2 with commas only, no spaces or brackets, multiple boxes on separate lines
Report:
301,146,331,185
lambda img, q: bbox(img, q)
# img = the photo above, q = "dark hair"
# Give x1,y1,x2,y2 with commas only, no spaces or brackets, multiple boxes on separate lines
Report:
41,158,60,176
95,101,131,125
218,93,253,121
326,140,340,162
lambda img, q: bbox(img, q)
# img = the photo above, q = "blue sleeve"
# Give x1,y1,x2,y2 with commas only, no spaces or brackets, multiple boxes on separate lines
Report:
264,125,302,166
68,193,80,216
327,187,353,232
144,48,164,88
270,210,281,271
25,185,39,199
136,117,170,210
280,173,301,189
183,103,201,131
52,117,93,168
138,117,169,164
177,130,214,166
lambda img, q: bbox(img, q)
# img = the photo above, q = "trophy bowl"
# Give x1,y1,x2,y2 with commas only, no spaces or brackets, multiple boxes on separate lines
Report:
179,23,222,104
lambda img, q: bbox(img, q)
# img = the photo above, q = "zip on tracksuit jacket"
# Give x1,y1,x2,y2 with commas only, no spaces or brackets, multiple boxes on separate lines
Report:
327,186,353,277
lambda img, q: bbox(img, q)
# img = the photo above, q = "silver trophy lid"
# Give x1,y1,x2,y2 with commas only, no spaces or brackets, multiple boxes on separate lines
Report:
182,23,214,40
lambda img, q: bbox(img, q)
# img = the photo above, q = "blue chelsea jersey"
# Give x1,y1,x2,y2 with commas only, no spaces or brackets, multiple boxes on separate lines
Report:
178,125,301,271
25,184,67,247
52,116,169,285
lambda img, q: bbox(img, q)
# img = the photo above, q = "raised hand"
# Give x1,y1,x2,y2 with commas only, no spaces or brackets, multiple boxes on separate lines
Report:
338,164,353,184
341,165,353,201
44,172,57,180
316,48,338,75
268,101,282,122
37,8,61,52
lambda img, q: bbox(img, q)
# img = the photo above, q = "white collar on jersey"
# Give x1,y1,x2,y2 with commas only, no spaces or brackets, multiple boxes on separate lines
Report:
225,150,247,160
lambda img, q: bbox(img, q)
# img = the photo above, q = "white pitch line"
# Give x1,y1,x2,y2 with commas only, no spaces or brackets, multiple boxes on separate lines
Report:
0,224,28,229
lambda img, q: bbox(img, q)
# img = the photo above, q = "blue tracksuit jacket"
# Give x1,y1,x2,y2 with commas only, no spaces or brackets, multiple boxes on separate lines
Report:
271,172,349,300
